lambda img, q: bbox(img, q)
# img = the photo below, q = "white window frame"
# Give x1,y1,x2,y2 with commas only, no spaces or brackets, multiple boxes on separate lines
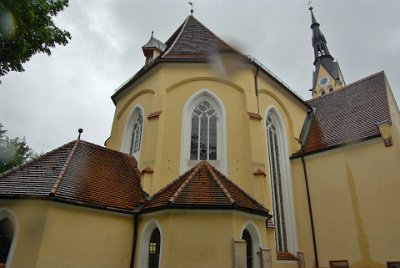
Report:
138,219,162,268
0,209,18,268
180,89,227,174
264,106,297,256
121,105,144,163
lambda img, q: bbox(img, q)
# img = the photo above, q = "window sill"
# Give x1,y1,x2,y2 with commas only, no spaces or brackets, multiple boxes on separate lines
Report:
277,251,297,261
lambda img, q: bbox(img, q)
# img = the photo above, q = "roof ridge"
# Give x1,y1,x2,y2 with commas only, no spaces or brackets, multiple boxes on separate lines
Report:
204,162,235,204
210,165,268,209
168,164,200,204
0,140,76,178
308,71,385,103
49,140,80,196
162,16,190,58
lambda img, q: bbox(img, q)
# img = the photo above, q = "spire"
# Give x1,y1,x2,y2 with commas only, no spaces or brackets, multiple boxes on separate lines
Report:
142,31,166,64
309,6,333,65
308,6,345,98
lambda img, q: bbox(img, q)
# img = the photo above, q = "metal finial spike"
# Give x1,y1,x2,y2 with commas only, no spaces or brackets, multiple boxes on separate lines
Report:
308,0,313,10
151,30,154,37
189,1,193,15
78,128,83,140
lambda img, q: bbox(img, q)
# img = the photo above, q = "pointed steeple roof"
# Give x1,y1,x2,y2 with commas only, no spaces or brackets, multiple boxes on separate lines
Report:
309,7,333,64
160,15,238,62
142,32,166,53
112,15,311,109
142,161,271,217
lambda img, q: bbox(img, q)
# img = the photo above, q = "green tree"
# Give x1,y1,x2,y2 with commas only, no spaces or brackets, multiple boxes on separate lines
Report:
0,124,34,173
0,0,71,78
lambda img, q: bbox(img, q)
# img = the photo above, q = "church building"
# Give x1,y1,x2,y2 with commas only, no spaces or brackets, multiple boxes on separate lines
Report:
1,7,399,268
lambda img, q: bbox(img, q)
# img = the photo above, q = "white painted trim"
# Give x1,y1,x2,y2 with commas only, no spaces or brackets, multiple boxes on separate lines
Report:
264,106,298,255
240,221,263,268
180,89,227,174
121,105,145,163
0,208,18,268
138,219,162,268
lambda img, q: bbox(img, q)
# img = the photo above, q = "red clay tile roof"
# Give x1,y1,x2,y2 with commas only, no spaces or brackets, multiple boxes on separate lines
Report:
160,16,237,62
293,71,390,157
111,16,310,110
0,140,147,212
142,161,271,217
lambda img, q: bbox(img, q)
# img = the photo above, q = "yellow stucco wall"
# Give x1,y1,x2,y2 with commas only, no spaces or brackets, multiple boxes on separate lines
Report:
107,62,308,201
0,200,134,268
35,203,134,268
135,210,270,268
0,200,49,268
293,139,400,268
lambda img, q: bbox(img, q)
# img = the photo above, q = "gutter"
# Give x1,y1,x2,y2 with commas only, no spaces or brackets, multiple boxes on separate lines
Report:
254,65,260,114
130,213,139,268
301,157,319,268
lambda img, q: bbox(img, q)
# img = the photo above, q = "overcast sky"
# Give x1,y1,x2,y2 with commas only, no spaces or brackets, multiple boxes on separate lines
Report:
1,0,399,154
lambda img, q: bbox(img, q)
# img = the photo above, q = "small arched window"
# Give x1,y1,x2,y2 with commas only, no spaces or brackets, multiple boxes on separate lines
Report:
148,228,161,268
129,111,143,156
0,218,13,266
122,106,144,162
242,229,253,268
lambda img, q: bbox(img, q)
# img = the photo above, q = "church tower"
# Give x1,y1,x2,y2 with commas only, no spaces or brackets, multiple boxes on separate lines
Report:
309,7,345,98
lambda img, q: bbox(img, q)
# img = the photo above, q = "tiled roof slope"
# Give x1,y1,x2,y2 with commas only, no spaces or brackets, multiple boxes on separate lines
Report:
111,16,239,103
160,15,237,62
294,71,390,157
142,161,271,217
0,140,147,212
112,15,310,110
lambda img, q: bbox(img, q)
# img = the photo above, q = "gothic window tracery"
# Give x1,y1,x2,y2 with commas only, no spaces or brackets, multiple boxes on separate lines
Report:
190,99,218,161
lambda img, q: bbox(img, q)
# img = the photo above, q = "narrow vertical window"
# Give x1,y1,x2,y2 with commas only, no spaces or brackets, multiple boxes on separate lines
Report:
190,99,218,161
242,229,253,268
265,110,296,257
0,218,13,266
148,228,161,268
128,109,143,159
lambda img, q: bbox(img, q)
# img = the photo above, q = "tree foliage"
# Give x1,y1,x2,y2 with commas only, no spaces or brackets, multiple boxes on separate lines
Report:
0,124,34,173
0,0,71,78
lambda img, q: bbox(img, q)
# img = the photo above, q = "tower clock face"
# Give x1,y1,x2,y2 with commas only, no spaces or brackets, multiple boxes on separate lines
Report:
319,75,330,87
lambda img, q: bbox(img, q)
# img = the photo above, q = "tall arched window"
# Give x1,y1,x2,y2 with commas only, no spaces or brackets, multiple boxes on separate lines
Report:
0,218,13,266
122,106,144,162
129,111,143,156
265,108,297,256
190,99,218,161
148,228,161,268
180,90,226,174
242,229,253,268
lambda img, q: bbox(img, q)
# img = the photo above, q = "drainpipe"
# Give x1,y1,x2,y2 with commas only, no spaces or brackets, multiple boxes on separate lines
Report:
301,157,319,268
254,65,260,114
130,213,139,268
